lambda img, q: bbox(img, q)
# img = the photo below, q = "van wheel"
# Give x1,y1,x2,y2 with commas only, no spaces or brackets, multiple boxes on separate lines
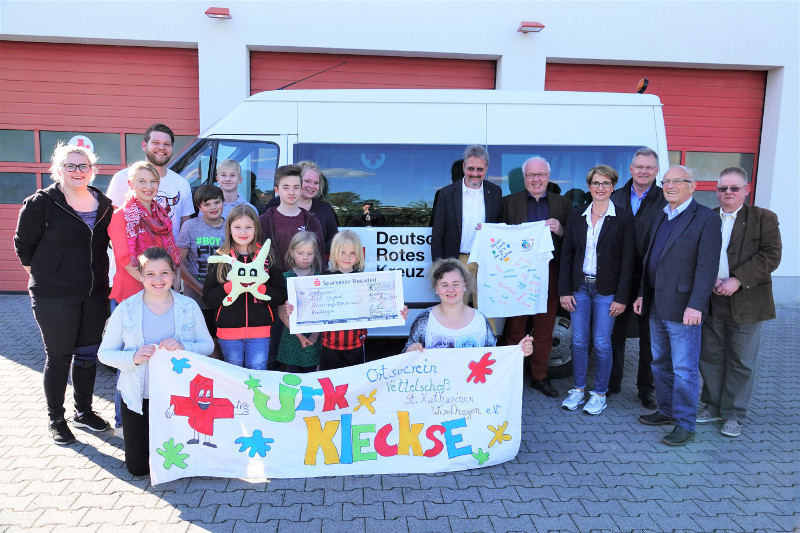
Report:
548,316,573,379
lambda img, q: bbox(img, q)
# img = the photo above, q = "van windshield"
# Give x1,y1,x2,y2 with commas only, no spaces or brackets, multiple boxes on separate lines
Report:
298,143,641,227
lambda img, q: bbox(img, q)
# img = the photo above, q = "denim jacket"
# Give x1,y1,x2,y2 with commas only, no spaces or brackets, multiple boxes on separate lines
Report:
98,290,213,414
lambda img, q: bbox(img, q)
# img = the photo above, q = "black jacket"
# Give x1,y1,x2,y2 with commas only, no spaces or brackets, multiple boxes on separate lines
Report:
431,180,503,260
203,251,287,340
558,203,636,303
14,182,113,298
610,179,667,303
610,179,667,259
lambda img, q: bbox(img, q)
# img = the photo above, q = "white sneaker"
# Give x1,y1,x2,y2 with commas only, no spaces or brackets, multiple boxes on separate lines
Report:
562,388,585,411
720,420,742,437
583,391,607,415
115,426,124,438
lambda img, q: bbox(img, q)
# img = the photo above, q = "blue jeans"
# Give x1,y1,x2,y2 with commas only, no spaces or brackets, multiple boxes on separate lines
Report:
219,337,270,370
650,318,702,432
570,281,615,394
110,299,122,428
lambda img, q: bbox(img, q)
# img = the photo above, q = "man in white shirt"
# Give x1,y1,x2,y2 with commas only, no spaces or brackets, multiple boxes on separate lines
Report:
696,167,782,438
430,145,503,309
106,123,193,239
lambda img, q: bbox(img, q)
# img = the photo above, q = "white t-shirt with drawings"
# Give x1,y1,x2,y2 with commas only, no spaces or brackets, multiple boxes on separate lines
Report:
468,221,554,317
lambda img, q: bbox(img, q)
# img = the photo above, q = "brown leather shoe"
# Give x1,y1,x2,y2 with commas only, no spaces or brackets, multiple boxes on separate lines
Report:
530,378,558,397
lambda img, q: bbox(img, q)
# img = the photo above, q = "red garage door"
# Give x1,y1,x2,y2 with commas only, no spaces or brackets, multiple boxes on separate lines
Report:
251,51,496,92
0,40,200,291
545,64,766,206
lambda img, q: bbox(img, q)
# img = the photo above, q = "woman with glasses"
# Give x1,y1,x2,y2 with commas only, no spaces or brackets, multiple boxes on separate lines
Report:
558,164,636,415
14,143,115,444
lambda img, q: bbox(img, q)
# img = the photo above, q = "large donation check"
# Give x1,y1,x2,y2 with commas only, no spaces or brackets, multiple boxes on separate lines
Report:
287,270,406,334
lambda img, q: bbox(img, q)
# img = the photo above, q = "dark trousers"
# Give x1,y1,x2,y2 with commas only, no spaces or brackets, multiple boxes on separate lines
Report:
267,320,284,371
121,398,150,476
610,304,654,394
699,294,762,422
31,294,109,420
284,364,317,374
319,345,365,371
503,261,558,380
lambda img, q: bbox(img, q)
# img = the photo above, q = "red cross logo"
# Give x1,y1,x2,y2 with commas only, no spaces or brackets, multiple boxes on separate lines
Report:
170,374,234,448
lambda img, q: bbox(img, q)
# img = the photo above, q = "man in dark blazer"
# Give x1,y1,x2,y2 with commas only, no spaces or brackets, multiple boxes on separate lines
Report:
430,145,502,310
634,165,722,446
697,166,781,438
501,156,571,397
609,147,667,409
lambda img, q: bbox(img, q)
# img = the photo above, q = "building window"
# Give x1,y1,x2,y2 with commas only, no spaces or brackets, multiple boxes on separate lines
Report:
0,172,37,204
684,152,755,181
39,131,121,165
0,130,36,162
92,174,114,193
125,133,196,166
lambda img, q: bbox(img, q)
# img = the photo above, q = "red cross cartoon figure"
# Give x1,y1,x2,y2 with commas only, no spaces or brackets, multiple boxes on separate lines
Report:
170,375,234,448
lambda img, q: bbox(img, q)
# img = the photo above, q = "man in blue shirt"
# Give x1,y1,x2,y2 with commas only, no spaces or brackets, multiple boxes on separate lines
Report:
634,166,721,446
609,147,666,409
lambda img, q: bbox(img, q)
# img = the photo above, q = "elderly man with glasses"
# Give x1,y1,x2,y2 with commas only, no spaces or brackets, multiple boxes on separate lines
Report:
633,165,721,446
500,156,571,398
696,167,782,438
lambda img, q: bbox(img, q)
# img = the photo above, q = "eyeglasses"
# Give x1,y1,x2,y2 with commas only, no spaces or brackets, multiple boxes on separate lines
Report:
632,165,658,172
716,185,745,193
524,172,549,180
63,163,92,172
590,181,613,189
662,178,692,186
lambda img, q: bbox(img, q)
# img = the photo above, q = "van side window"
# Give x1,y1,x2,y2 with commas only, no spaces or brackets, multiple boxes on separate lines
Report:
489,145,640,207
296,143,464,228
171,140,214,189
215,141,280,213
171,140,279,215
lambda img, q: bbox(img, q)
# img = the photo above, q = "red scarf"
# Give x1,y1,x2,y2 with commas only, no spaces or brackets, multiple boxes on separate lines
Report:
123,194,181,267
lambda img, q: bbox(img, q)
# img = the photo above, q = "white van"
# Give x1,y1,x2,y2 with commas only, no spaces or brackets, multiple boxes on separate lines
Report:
170,89,669,376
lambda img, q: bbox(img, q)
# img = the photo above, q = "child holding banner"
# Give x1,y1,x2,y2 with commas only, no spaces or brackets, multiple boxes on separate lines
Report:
203,205,286,370
277,231,326,373
99,247,213,476
404,259,533,356
319,230,369,370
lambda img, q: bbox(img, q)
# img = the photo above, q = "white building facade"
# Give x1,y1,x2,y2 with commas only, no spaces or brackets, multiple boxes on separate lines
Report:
1,0,797,301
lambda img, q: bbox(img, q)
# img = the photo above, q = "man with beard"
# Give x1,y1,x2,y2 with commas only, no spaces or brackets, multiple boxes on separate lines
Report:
107,123,193,239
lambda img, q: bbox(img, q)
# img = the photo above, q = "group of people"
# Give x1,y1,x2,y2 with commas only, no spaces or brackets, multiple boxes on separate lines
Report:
14,130,782,479
430,144,782,446
13,123,355,476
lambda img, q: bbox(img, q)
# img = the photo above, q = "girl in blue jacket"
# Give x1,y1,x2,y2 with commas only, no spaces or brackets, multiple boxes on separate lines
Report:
99,247,213,476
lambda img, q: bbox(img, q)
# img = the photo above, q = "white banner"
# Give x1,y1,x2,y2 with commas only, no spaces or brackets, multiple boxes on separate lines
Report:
469,221,554,318
148,345,523,485
287,270,405,334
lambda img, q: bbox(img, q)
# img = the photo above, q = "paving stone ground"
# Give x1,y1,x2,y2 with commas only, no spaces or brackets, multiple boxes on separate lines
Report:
1,294,798,532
